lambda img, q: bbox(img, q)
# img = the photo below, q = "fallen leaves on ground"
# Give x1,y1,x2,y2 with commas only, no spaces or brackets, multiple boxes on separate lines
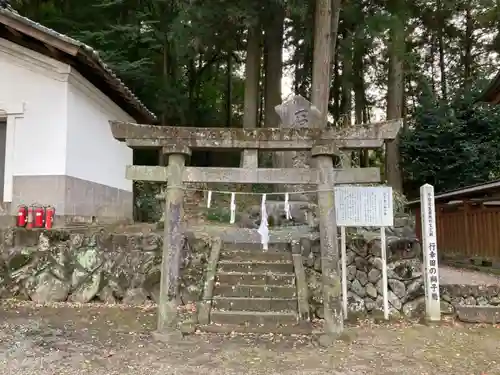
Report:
0,301,499,375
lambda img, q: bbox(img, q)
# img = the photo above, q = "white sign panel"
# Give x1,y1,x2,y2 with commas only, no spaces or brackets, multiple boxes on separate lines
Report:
335,186,394,227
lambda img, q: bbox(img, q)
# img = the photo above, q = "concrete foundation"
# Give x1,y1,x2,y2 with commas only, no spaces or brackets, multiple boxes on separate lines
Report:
10,175,133,225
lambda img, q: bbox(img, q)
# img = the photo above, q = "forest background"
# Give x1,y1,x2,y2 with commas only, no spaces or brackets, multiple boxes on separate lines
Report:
9,0,500,217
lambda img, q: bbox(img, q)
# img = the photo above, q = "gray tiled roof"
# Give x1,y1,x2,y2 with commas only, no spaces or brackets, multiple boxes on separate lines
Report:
0,6,157,122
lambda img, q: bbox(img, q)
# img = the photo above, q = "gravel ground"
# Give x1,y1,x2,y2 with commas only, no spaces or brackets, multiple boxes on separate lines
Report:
0,301,500,375
439,265,500,285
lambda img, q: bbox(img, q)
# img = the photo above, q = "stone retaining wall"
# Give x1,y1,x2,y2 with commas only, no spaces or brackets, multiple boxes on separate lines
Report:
442,284,500,307
2,226,500,323
303,224,500,319
303,215,420,318
302,226,426,318
0,229,212,313
402,284,500,318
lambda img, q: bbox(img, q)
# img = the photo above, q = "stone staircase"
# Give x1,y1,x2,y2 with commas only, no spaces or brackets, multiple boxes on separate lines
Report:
200,241,312,334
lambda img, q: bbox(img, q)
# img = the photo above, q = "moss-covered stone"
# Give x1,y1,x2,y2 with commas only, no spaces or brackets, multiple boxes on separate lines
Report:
8,252,32,271
0,227,212,327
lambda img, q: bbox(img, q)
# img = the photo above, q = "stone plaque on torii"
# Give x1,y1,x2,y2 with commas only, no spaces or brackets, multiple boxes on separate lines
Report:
274,95,323,199
108,101,402,339
275,94,351,171
275,95,322,130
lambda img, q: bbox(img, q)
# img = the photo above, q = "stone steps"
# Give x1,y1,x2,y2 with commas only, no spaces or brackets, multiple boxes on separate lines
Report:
222,242,290,252
218,261,294,274
210,310,298,326
199,322,313,335
219,250,292,263
216,272,295,286
213,297,297,312
214,285,297,299
207,241,301,333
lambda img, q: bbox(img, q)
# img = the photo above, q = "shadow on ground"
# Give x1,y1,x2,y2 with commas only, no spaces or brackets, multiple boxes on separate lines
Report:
0,300,499,375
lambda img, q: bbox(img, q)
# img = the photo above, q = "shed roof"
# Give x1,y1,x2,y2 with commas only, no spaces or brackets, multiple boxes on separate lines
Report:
0,6,157,123
407,178,500,206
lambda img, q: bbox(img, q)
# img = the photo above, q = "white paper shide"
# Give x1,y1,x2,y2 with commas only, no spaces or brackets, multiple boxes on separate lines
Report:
257,193,269,250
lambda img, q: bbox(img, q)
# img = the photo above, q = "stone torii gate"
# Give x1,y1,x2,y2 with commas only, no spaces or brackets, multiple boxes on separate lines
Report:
108,95,402,339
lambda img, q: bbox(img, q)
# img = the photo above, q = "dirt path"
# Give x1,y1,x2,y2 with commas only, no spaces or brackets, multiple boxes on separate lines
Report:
439,265,500,285
0,301,499,375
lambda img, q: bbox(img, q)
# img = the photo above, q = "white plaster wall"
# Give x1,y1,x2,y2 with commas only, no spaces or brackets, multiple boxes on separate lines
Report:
65,69,134,192
0,37,69,201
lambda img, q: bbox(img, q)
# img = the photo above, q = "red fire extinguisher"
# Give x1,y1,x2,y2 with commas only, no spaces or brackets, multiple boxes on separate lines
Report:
45,206,55,229
16,205,28,227
26,206,33,229
32,206,45,228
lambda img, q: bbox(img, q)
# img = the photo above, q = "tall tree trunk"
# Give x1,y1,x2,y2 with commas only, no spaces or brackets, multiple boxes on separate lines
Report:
264,11,283,129
243,26,261,130
295,40,307,96
259,56,265,128
363,106,370,123
241,24,261,169
463,1,473,90
187,59,196,123
329,0,342,76
331,50,341,122
429,33,437,97
263,3,284,170
437,0,447,101
311,0,344,338
311,0,333,123
296,16,315,98
340,30,353,128
353,29,369,166
385,5,405,192
161,39,169,125
225,52,232,127
293,35,301,94
353,36,364,125
340,27,353,167
405,73,416,114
